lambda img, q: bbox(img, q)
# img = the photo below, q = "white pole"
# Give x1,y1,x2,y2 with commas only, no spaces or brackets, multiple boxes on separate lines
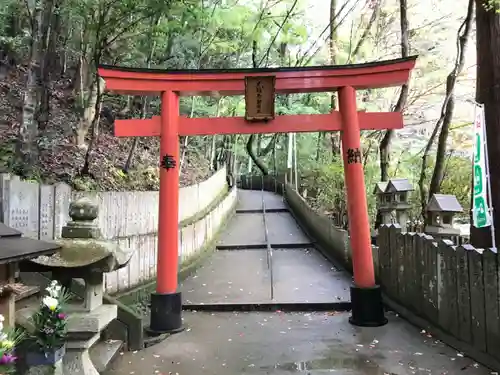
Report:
293,132,298,190
287,133,293,168
480,104,497,250
287,133,293,183
247,156,252,174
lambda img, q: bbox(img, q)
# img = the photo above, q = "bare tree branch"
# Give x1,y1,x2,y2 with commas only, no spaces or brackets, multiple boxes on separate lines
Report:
418,0,474,218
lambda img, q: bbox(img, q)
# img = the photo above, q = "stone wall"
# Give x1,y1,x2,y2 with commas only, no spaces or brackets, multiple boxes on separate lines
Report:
284,184,354,269
104,185,236,293
1,168,229,293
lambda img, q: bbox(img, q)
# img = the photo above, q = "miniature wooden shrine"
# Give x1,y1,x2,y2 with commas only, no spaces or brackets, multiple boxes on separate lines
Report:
0,223,60,327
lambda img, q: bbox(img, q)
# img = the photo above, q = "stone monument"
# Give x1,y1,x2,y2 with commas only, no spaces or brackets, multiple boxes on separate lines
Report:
17,197,135,375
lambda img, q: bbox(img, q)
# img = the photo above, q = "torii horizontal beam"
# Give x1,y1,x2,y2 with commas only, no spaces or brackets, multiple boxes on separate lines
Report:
114,112,403,137
98,56,417,96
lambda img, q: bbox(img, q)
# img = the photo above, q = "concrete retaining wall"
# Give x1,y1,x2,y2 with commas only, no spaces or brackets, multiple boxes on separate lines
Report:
2,168,228,293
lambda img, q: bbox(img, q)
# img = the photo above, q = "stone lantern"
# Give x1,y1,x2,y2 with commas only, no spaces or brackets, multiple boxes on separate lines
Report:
17,197,135,375
425,194,463,239
373,181,391,224
374,178,413,230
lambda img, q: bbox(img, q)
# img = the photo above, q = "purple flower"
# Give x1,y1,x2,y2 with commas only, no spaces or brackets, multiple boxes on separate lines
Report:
0,353,16,364
57,313,66,320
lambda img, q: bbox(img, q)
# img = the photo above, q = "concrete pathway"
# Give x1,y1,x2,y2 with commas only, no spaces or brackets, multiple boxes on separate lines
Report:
104,189,494,375
180,190,352,306
180,248,351,305
105,311,491,375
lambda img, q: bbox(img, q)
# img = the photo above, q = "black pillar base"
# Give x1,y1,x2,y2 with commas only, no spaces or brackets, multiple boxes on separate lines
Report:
148,292,184,334
348,285,388,327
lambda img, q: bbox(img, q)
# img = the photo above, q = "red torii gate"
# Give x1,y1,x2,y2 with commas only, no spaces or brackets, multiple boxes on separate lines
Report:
98,56,417,333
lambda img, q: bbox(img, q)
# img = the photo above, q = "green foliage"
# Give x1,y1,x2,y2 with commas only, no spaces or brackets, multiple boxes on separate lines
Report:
0,0,476,227
484,0,500,12
439,156,472,215
388,152,471,220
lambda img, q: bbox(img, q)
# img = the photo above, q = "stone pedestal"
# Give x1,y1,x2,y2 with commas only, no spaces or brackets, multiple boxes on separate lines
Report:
379,208,395,225
395,209,409,231
61,280,117,375
63,304,117,375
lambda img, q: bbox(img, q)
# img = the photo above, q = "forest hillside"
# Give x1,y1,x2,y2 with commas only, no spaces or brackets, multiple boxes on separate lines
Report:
0,0,488,236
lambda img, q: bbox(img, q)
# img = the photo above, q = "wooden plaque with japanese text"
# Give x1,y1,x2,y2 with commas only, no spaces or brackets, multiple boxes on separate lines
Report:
244,76,276,122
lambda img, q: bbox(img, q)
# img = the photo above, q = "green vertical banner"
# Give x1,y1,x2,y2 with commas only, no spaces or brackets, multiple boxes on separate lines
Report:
472,104,491,228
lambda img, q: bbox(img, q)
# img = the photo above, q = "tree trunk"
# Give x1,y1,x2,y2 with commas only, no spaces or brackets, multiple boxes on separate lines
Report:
246,134,269,175
374,0,410,230
16,1,42,177
428,0,474,195
37,0,56,131
72,24,90,92
48,0,64,77
379,0,410,182
123,15,161,172
80,77,104,176
470,0,500,248
419,0,474,219
75,77,103,147
328,0,341,158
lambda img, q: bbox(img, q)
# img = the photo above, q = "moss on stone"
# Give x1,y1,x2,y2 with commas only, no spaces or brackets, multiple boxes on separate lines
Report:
179,185,229,228
31,240,113,267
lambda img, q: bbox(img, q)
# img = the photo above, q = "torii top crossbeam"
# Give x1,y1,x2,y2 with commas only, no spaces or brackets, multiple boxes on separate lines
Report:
99,56,417,96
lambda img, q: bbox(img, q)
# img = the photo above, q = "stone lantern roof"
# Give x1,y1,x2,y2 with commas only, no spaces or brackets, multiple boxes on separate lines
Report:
385,178,413,193
373,182,388,195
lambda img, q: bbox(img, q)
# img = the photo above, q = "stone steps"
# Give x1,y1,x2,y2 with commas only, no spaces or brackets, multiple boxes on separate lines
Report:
89,339,124,373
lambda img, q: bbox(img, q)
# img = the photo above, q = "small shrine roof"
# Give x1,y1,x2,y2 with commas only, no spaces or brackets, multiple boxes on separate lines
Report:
426,194,463,213
0,223,61,264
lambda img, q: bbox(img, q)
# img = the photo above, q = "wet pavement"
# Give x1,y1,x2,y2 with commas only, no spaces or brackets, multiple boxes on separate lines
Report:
179,248,351,305
236,189,287,212
106,190,494,374
182,189,351,305
105,311,492,375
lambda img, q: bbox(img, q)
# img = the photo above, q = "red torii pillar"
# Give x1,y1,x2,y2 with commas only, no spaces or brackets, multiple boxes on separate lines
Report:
98,56,417,333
